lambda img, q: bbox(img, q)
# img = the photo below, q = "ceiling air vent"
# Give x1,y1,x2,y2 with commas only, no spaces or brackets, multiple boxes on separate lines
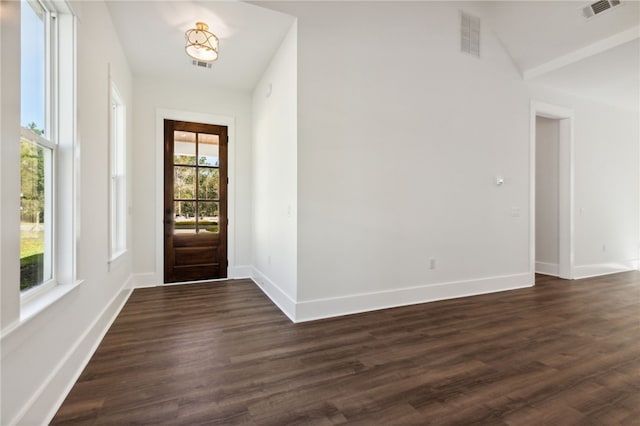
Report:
582,0,623,19
192,59,213,69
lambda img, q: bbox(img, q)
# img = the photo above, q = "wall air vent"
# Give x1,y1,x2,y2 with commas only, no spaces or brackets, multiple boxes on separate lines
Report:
582,0,623,19
460,11,480,58
192,59,213,69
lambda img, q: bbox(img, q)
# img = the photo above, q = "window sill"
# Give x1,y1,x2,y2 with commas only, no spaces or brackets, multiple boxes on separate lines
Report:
21,280,82,321
2,280,84,339
108,249,128,271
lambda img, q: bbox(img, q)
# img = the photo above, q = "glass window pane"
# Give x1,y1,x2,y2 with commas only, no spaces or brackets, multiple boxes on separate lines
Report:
112,101,125,175
21,0,46,135
198,168,219,200
20,137,51,290
111,176,126,253
198,133,219,166
198,202,219,233
174,166,195,199
110,91,126,256
174,201,196,234
174,131,196,165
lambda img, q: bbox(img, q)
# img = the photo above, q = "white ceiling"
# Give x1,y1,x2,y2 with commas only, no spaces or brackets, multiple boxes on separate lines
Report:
105,0,295,91
483,1,639,111
484,1,640,72
529,38,639,111
106,1,639,108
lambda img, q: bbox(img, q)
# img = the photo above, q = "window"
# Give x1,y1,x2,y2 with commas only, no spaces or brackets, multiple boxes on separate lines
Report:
110,85,127,260
19,0,76,300
20,0,54,293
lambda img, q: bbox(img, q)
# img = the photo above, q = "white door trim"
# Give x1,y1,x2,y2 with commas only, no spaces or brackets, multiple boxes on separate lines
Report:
155,108,236,285
530,100,575,280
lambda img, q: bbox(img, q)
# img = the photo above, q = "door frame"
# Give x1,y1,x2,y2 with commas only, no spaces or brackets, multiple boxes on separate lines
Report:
530,100,575,280
155,109,236,285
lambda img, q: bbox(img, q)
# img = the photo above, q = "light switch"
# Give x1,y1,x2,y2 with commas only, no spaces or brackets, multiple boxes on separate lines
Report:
496,176,504,186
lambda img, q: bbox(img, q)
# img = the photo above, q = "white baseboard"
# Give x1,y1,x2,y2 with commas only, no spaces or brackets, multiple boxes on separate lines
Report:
13,276,133,426
250,267,296,322
535,262,559,277
572,259,639,279
134,266,252,289
294,273,533,323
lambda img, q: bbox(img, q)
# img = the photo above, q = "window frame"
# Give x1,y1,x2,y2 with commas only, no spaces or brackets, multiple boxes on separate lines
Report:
19,0,78,308
19,130,57,302
108,82,127,264
19,0,58,301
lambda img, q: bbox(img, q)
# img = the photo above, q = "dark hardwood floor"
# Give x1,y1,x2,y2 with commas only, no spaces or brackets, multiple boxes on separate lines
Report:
52,272,640,425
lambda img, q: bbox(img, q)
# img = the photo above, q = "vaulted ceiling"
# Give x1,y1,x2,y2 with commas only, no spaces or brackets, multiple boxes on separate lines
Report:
485,0,639,110
528,38,639,110
485,1,639,73
106,1,639,109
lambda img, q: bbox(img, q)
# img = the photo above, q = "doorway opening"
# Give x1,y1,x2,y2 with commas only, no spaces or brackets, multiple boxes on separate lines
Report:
535,116,561,276
163,119,228,283
530,101,574,280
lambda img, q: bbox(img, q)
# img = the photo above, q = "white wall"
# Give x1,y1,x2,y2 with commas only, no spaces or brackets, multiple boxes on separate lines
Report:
251,21,298,317
0,1,133,423
263,2,532,321
530,85,639,278
131,78,253,285
535,117,560,273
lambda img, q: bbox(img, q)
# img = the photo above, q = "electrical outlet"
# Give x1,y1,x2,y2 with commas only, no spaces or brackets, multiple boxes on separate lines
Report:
429,258,436,270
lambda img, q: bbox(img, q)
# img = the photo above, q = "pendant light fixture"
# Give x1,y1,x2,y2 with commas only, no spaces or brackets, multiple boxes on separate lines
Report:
185,22,219,62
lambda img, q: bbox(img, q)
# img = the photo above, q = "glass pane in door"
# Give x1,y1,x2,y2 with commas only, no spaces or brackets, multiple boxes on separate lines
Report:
174,166,195,199
174,131,196,165
198,202,219,233
198,168,219,200
198,133,219,166
174,201,196,234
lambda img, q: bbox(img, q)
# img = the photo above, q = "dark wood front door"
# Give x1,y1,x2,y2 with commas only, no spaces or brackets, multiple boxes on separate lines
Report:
164,119,228,283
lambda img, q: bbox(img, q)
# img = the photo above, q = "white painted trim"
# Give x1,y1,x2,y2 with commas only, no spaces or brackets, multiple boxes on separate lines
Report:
2,280,83,340
55,8,78,294
250,267,296,322
535,262,559,277
524,26,640,80
154,109,237,286
557,116,574,279
19,278,58,306
160,278,231,288
107,249,128,272
295,273,533,323
19,281,81,325
108,75,128,265
530,100,575,280
133,267,251,289
11,276,133,426
572,260,639,279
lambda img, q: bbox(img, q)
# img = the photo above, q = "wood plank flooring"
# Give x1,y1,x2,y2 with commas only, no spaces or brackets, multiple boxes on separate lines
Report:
52,272,640,425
